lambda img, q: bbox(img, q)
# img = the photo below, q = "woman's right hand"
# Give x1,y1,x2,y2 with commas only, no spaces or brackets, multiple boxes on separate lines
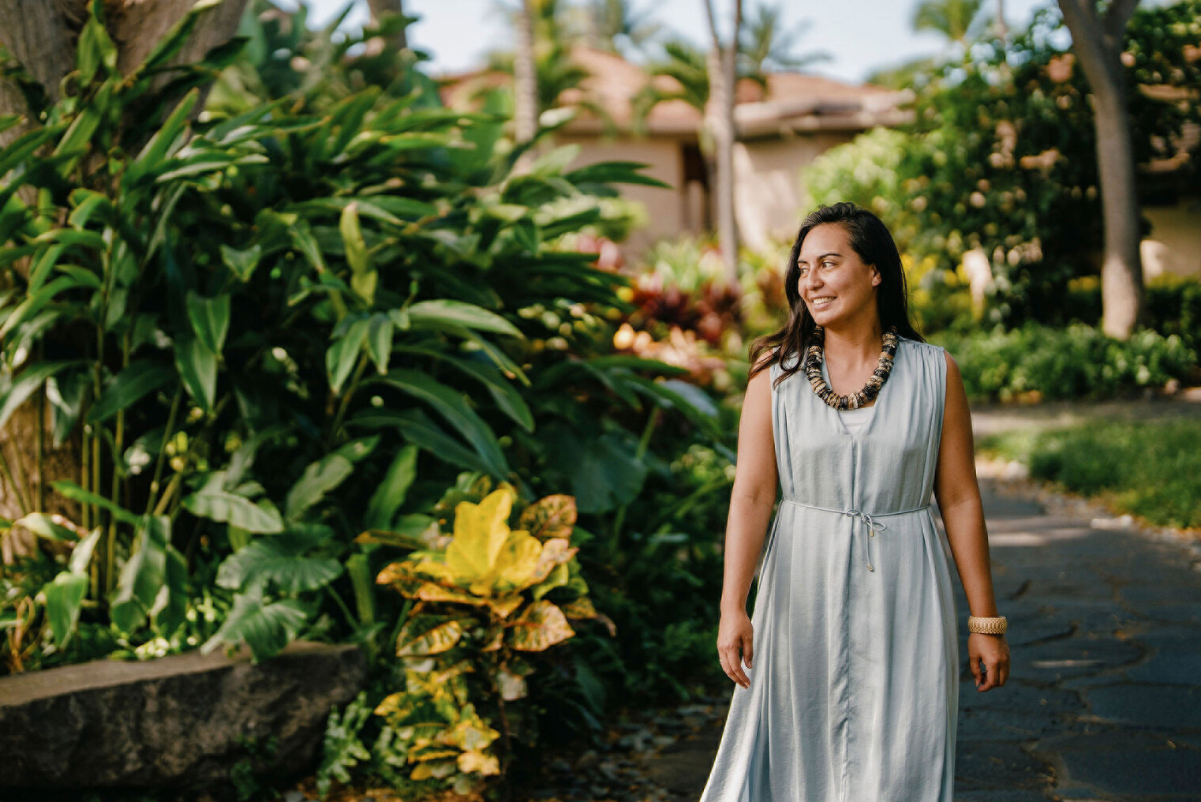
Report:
717,608,755,689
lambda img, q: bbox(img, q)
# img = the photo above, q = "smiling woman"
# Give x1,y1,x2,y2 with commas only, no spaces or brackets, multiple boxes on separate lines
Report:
699,202,1011,802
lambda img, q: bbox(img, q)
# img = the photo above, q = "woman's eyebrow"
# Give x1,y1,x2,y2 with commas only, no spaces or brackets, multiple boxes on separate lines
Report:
797,252,842,265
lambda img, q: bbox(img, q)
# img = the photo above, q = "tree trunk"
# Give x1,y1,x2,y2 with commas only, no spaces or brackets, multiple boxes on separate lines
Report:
703,0,742,288
0,0,249,532
511,0,539,174
365,0,407,54
1056,0,1144,339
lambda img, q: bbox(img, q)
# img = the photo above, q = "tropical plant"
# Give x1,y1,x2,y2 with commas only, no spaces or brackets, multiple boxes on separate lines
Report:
805,2,1201,331
0,0,679,675
738,4,832,83
357,483,608,793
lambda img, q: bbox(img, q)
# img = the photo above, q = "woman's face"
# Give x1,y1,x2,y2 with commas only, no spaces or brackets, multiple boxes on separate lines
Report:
796,223,880,327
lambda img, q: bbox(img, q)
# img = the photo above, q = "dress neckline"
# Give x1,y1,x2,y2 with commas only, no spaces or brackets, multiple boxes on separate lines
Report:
820,338,903,438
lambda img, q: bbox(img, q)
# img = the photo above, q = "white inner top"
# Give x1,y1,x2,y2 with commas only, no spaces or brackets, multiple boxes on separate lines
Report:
838,404,873,434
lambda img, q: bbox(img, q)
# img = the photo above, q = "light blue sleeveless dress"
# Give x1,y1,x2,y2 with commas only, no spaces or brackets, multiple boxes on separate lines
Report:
699,336,959,802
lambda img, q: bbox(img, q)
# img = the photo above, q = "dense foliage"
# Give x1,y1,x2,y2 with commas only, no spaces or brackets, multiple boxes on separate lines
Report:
806,1,1201,328
0,1,739,795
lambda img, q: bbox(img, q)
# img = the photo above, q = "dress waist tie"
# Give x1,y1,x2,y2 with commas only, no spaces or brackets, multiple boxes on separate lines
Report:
780,498,932,572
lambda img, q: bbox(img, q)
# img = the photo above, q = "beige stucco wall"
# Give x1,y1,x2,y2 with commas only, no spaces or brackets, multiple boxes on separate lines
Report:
734,132,857,251
555,131,1201,283
1141,199,1201,280
552,134,684,255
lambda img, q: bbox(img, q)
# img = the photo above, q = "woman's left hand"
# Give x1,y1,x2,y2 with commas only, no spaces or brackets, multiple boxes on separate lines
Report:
968,632,1010,691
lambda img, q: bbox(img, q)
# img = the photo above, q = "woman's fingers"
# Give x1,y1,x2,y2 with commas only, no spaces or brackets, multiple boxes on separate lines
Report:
743,633,754,670
725,646,750,688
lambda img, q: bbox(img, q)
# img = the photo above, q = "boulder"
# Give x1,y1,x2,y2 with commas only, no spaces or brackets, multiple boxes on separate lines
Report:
0,641,367,795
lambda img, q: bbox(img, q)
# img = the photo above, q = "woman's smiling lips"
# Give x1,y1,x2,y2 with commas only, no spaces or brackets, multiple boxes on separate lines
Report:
810,296,836,308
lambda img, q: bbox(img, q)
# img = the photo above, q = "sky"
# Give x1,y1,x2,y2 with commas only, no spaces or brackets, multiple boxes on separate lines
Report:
278,0,1064,85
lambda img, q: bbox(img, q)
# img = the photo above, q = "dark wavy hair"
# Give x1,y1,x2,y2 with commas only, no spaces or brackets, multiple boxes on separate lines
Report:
749,201,926,389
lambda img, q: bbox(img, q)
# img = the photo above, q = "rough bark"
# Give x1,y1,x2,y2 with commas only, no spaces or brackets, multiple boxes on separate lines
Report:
511,0,539,174
703,0,742,287
0,0,250,128
366,0,407,51
1056,0,1144,339
0,0,249,532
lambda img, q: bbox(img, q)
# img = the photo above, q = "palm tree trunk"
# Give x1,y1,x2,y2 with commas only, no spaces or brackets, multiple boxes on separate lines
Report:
367,0,408,50
1056,0,1144,339
512,0,540,174
703,0,742,287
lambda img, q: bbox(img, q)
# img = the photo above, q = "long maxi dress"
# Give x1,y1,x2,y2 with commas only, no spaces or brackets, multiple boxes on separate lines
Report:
698,335,960,802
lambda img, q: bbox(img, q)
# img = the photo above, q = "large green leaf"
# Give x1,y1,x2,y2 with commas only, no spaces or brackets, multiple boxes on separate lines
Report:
52,480,143,526
216,529,342,594
42,572,90,646
220,243,262,282
14,513,85,542
202,589,309,663
0,361,88,430
544,424,647,514
326,316,370,393
75,2,118,85
340,202,377,305
563,160,672,189
109,515,171,635
373,369,509,478
185,291,231,355
182,483,285,533
362,444,418,531
398,300,523,338
174,334,218,411
284,438,376,522
127,88,200,183
366,313,392,375
369,408,498,476
86,360,174,424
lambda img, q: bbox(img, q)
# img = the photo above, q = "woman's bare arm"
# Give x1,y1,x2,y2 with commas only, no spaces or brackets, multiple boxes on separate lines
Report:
933,350,998,618
933,349,1010,691
717,353,781,688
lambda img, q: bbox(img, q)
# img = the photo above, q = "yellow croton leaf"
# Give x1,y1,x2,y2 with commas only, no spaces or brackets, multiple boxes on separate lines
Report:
410,759,458,780
484,594,524,620
396,618,464,657
507,599,575,651
527,538,577,585
518,493,577,541
559,596,598,618
437,713,500,753
415,487,544,596
459,750,501,776
447,487,514,578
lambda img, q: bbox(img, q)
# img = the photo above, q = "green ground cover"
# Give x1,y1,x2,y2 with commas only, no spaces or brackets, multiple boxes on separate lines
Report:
977,418,1201,531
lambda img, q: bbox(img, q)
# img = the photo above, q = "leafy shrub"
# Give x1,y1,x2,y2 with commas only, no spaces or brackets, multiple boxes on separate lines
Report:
931,321,1199,401
804,2,1201,329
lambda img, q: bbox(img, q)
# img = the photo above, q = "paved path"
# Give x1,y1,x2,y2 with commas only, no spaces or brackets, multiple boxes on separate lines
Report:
541,475,1201,802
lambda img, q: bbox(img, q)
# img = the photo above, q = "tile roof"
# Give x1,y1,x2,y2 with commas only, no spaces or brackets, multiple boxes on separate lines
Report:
434,43,912,137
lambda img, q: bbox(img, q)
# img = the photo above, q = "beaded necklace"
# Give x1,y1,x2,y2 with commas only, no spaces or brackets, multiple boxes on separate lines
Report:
803,324,900,410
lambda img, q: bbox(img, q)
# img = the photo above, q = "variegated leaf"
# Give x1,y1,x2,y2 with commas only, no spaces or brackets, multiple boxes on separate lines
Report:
517,493,577,541
396,618,463,656
507,599,575,651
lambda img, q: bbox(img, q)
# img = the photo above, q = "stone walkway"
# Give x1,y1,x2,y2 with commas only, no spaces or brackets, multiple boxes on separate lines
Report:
535,472,1201,802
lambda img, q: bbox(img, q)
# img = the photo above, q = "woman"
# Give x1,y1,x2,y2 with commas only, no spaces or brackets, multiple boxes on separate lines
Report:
699,202,1011,802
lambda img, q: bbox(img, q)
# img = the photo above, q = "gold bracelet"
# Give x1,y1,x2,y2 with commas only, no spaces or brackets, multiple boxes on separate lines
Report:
968,615,1007,634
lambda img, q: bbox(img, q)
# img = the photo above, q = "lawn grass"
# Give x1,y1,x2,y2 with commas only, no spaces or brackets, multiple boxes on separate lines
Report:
976,418,1201,531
